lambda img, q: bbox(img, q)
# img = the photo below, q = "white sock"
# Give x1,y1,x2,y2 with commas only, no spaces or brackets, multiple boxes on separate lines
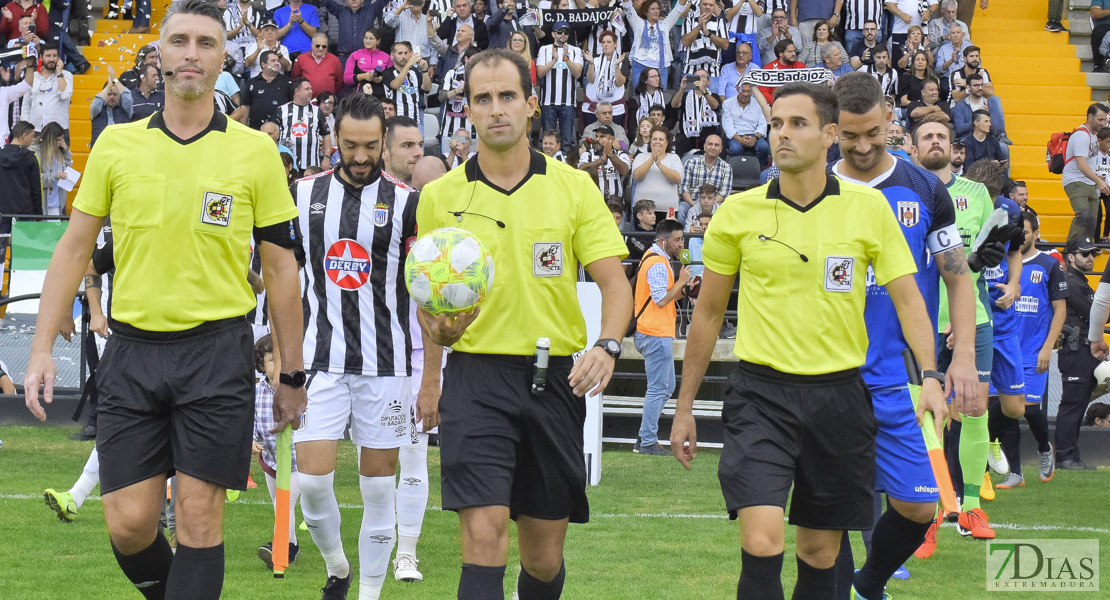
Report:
398,535,419,556
358,475,396,599
69,446,100,509
288,472,301,547
299,471,349,578
265,471,301,547
396,432,429,551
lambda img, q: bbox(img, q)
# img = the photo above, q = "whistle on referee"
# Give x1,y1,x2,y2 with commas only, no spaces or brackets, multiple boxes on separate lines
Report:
531,337,550,395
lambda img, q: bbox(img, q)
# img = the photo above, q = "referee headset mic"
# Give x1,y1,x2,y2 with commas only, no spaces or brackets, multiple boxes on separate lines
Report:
449,160,506,228
758,199,809,262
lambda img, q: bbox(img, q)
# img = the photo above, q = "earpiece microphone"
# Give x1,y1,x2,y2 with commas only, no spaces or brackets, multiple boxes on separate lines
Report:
450,210,505,228
758,234,809,262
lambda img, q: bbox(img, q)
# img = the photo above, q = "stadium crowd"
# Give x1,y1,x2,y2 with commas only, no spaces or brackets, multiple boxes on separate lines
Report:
10,0,1110,599
1,0,1030,224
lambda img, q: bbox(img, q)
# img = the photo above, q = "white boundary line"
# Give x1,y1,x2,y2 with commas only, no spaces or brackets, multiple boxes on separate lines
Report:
4,493,1109,534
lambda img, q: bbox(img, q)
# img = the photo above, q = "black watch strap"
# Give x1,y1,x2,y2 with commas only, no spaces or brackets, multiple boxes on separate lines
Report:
594,338,621,359
921,369,945,385
279,370,307,389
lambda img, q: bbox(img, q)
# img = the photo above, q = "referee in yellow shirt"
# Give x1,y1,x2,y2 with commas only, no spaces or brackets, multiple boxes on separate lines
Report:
23,2,306,598
670,82,947,599
416,48,632,600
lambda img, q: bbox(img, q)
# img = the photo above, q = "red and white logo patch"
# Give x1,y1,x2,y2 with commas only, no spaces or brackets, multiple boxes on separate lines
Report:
291,120,309,138
324,239,371,290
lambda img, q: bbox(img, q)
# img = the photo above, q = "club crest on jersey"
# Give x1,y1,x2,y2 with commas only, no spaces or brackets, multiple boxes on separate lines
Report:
324,239,371,290
1030,270,1043,284
291,120,308,138
897,201,919,227
534,242,563,277
825,256,855,292
373,203,390,227
955,196,968,211
201,192,232,227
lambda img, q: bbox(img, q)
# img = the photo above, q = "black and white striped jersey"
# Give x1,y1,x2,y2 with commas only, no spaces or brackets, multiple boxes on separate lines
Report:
578,148,630,198
385,67,425,124
295,169,418,377
277,101,330,169
214,89,237,115
223,3,263,46
440,64,474,139
843,0,884,30
537,44,584,107
723,0,764,35
861,64,898,97
246,246,268,328
682,13,728,76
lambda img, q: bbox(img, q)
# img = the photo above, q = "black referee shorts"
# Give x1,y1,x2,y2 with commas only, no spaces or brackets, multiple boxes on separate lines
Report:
96,317,255,495
718,361,878,531
439,351,589,524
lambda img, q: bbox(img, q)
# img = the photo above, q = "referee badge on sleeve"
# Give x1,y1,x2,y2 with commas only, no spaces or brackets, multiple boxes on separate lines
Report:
201,192,233,227
824,256,855,293
534,242,563,277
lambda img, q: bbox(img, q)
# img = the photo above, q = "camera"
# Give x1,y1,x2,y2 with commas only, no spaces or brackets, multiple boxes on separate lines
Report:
428,8,442,18
27,24,35,35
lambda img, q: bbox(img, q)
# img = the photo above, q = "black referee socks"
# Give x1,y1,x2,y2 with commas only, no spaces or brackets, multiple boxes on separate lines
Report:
517,561,566,600
853,508,932,600
111,532,173,600
737,549,784,599
459,564,506,600
165,543,224,600
791,555,836,599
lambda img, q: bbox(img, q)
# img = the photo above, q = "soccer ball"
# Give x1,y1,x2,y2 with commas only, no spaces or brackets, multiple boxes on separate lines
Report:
405,227,494,314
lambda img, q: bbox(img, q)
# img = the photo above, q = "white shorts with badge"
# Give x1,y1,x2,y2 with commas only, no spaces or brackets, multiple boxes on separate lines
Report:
294,372,417,449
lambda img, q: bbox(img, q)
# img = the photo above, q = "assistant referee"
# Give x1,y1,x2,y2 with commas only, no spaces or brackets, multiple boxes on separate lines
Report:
669,82,946,599
416,48,632,600
24,2,306,599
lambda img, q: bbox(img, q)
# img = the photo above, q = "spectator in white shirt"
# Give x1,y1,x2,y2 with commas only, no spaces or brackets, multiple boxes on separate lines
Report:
722,81,769,165
21,43,73,134
1,57,35,147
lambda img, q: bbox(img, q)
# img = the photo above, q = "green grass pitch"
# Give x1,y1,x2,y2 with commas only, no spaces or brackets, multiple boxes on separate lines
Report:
1,425,1107,599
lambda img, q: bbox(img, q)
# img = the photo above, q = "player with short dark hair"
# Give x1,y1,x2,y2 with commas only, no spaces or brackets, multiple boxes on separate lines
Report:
416,47,631,600
671,82,941,598
995,212,1067,487
829,72,976,600
293,91,432,600
23,1,306,598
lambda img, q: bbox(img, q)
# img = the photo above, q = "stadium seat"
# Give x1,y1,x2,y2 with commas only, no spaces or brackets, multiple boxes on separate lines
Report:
728,155,762,191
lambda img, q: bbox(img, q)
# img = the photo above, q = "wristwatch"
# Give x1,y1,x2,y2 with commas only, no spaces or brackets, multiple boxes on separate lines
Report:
921,369,945,386
593,338,622,360
279,370,307,389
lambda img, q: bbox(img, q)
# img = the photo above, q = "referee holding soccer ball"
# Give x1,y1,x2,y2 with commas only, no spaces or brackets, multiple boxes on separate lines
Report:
670,82,945,599
24,2,305,599
415,48,631,600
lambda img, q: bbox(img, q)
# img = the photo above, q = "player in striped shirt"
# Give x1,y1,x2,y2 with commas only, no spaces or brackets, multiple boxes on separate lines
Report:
293,92,434,600
276,78,332,169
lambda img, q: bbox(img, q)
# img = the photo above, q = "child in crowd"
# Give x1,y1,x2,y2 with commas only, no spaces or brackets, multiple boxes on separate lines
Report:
252,333,302,568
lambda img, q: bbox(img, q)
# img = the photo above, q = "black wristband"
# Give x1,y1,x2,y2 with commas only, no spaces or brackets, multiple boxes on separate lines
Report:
922,369,945,386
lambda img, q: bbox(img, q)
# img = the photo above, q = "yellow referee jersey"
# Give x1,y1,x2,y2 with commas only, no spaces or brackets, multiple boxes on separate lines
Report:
701,175,917,375
73,112,299,332
417,151,628,356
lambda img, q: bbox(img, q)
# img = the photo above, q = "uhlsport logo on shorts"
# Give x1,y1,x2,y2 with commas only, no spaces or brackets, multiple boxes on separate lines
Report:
987,539,1098,592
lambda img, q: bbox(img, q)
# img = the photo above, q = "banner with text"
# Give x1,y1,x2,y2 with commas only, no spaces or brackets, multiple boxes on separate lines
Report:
741,68,832,87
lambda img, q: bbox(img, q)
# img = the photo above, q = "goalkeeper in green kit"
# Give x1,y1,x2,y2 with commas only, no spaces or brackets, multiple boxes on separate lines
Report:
911,118,1023,557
